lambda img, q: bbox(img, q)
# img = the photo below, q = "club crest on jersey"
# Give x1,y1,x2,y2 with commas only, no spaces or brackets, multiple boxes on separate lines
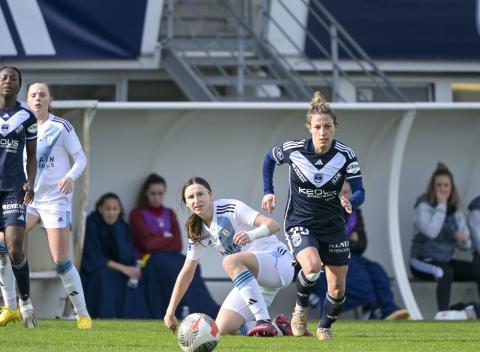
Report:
46,135,54,145
1,124,8,133
220,228,231,237
314,173,323,184
15,125,23,134
292,233,302,247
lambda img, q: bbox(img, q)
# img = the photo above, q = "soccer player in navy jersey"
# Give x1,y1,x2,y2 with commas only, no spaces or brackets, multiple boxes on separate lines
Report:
0,67,38,328
262,91,365,341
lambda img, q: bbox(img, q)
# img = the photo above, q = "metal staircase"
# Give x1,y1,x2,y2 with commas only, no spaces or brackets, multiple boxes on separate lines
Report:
160,0,408,102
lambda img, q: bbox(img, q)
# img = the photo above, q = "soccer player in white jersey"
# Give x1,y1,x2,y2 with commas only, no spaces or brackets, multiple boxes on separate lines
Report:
262,91,365,341
0,67,37,328
164,177,295,337
0,82,91,329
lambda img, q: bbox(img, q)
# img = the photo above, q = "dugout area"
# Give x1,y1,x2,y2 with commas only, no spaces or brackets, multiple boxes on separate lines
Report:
20,102,480,320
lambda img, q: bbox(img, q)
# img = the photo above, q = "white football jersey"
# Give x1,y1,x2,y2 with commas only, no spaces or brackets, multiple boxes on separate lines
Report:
186,198,287,260
30,114,87,211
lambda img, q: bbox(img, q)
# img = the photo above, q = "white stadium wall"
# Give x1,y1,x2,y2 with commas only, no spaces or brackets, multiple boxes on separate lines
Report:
25,102,480,319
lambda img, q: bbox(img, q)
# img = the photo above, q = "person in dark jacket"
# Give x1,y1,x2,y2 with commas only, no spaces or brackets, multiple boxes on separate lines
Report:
80,193,150,319
468,196,480,263
313,181,409,319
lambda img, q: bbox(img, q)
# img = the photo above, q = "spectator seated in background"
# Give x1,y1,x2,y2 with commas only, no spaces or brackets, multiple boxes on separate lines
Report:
468,196,480,264
310,181,409,320
130,174,219,319
80,193,150,319
409,162,480,314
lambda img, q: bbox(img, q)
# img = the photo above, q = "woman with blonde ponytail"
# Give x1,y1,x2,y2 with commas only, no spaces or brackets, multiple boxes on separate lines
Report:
262,91,365,341
164,176,296,338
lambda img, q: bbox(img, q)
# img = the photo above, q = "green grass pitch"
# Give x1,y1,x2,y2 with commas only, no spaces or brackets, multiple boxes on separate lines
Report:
0,319,479,351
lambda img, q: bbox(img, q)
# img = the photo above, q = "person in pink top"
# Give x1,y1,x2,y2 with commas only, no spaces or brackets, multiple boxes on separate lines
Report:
130,173,219,318
130,173,182,258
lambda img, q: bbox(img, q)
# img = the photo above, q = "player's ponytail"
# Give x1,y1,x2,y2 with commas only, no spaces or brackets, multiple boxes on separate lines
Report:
181,177,213,244
185,213,203,243
306,90,337,127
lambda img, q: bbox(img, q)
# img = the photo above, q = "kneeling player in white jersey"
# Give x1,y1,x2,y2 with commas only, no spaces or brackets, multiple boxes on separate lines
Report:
0,82,92,329
164,176,294,337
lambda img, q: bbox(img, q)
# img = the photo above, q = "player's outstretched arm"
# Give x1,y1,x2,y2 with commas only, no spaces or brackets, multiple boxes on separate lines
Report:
262,150,278,213
164,258,199,333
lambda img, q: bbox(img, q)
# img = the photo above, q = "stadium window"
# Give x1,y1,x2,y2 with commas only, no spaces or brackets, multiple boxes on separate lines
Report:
48,84,116,101
127,80,187,101
451,83,480,102
356,84,434,102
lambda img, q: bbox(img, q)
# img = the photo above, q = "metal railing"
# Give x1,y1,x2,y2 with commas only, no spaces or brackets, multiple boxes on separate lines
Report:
161,0,408,102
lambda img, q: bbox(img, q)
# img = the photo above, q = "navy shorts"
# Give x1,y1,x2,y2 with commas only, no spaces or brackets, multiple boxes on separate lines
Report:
0,190,26,229
285,226,350,266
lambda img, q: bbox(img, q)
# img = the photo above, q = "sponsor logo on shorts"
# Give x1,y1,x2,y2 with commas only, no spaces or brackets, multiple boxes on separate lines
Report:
2,202,25,215
328,240,350,254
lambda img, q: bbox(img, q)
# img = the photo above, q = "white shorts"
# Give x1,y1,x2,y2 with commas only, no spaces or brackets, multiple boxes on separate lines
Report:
221,248,294,322
27,207,71,229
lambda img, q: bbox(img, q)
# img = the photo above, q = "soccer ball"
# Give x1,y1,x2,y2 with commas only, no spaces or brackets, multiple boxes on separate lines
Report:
177,313,219,352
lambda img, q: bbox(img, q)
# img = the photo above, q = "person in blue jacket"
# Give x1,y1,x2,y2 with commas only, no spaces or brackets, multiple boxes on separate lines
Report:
80,193,150,318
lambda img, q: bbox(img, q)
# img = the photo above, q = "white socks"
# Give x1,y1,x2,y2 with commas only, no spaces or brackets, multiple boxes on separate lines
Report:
0,242,17,309
232,269,270,322
55,260,89,317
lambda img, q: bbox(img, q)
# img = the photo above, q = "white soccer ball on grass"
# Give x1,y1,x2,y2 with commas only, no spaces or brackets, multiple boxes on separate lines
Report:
177,313,220,352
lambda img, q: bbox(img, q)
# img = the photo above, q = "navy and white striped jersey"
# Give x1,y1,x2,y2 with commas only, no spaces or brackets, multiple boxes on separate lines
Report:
0,102,37,191
271,138,362,240
186,199,287,260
